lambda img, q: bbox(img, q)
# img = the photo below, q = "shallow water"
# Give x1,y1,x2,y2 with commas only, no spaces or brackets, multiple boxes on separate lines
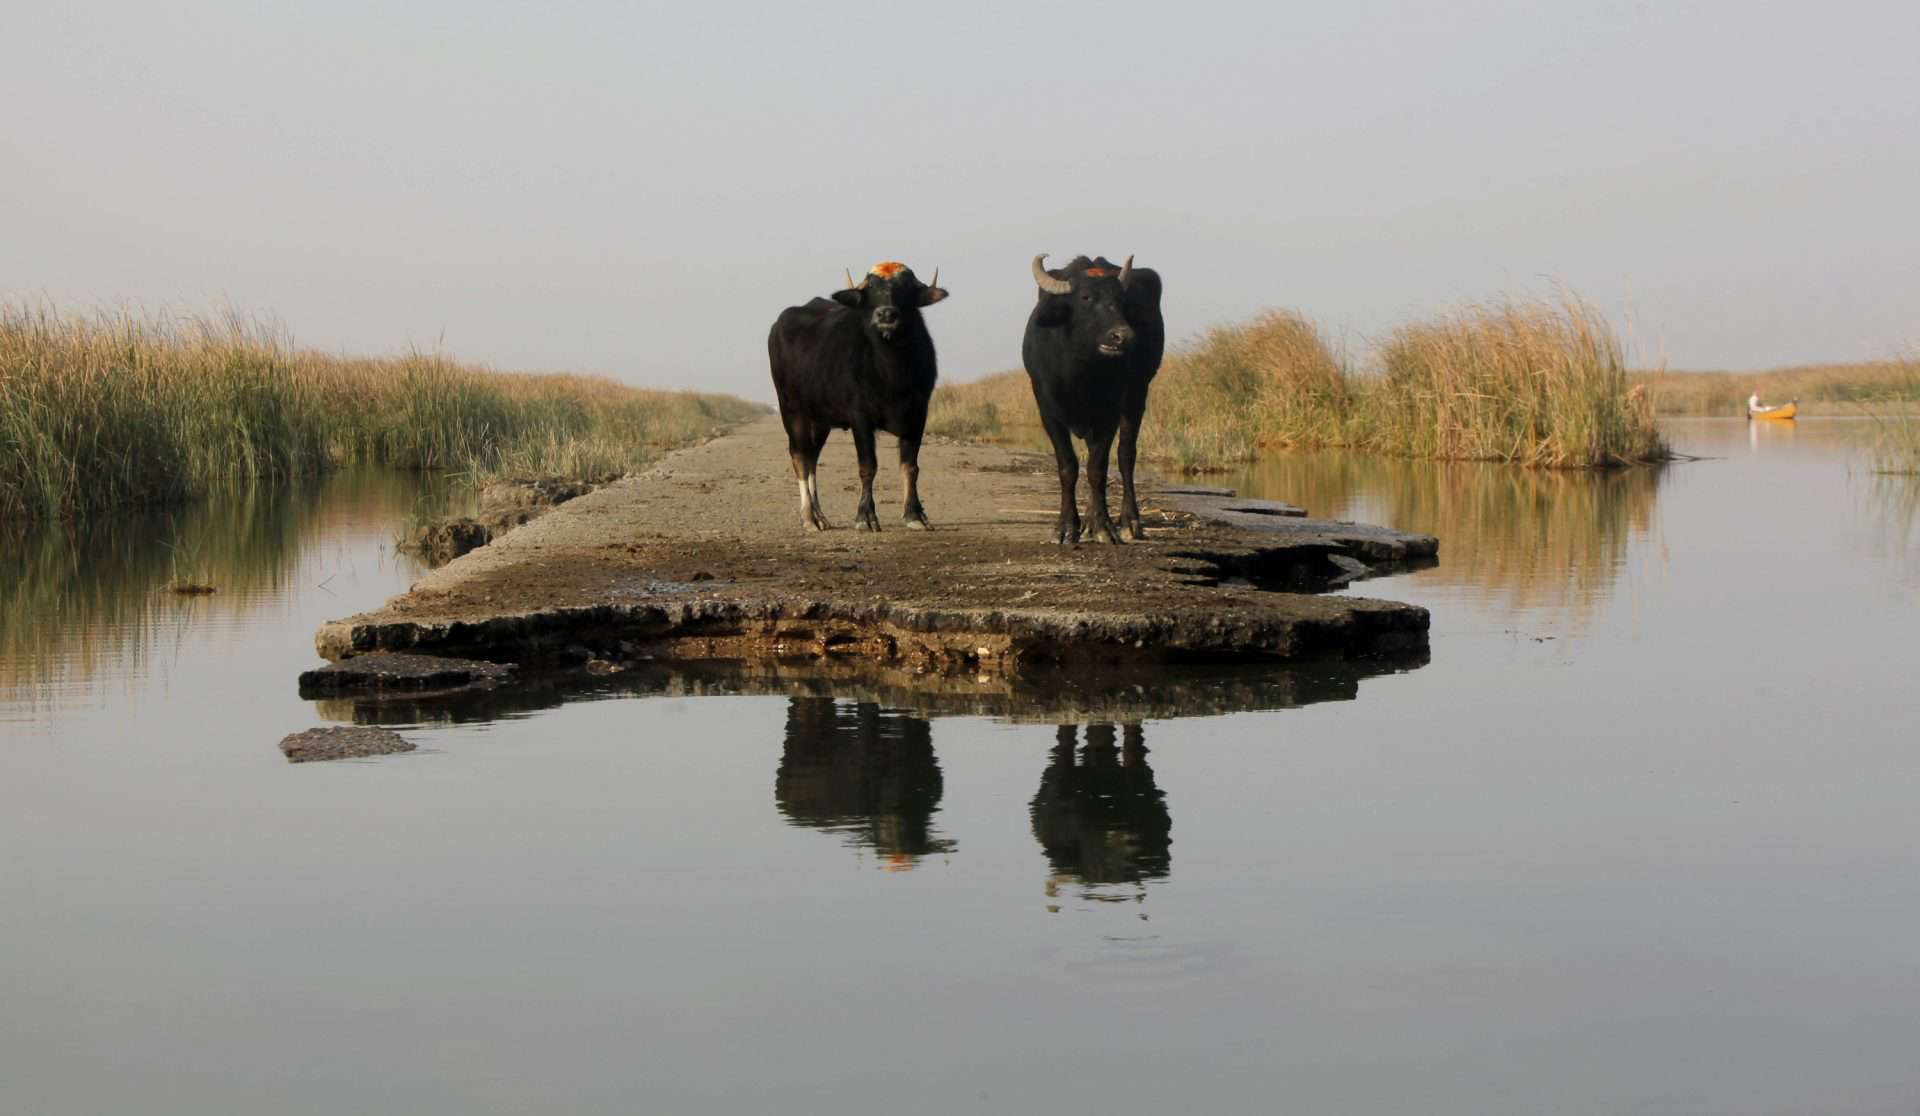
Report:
3,421,1917,1115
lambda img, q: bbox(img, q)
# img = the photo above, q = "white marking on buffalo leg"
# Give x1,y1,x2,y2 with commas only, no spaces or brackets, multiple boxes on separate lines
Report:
804,470,829,529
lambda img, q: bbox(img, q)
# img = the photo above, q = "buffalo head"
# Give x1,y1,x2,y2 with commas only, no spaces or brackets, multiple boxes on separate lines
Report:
1030,254,1137,357
833,261,948,342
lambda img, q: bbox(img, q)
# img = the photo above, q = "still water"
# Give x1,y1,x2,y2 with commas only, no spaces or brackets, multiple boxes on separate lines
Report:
3,421,1917,1114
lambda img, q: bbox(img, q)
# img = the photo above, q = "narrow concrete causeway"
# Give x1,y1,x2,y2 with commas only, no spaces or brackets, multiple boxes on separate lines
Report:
314,416,1437,675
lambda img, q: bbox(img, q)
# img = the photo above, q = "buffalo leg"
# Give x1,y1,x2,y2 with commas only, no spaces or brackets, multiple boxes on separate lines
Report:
1083,427,1122,544
899,437,931,530
790,450,814,530
789,426,831,532
851,422,881,532
1041,416,1080,545
1117,399,1147,540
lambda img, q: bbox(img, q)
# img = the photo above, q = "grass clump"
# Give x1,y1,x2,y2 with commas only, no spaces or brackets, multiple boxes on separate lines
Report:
924,378,1021,442
927,295,1665,470
1141,311,1352,469
1365,298,1665,467
0,303,763,522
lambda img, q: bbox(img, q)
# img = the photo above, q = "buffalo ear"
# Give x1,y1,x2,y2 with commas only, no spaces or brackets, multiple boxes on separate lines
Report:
1033,298,1071,327
917,285,948,307
830,288,863,308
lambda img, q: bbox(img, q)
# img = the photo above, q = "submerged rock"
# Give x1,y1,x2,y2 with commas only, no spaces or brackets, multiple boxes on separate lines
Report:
279,726,415,763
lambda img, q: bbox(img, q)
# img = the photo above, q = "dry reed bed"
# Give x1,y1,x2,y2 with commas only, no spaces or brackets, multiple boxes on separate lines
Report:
0,305,763,521
929,297,1667,470
1651,359,1920,417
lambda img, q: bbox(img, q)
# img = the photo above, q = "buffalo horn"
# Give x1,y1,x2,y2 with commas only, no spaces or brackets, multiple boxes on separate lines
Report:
1031,254,1072,296
1118,254,1134,288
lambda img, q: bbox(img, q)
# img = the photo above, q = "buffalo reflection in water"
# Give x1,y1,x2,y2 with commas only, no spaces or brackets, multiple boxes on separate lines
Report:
1031,723,1170,901
774,697,954,870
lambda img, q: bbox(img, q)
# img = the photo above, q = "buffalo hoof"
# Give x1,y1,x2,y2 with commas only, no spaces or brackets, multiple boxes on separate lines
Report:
801,515,828,533
903,512,932,530
1085,519,1124,545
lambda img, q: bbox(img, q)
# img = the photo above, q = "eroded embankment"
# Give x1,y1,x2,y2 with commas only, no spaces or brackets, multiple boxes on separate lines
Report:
313,417,1436,677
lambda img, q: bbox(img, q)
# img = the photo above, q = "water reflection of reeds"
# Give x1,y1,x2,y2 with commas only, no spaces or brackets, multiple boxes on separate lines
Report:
1,471,456,700
1226,450,1663,617
1865,474,1920,584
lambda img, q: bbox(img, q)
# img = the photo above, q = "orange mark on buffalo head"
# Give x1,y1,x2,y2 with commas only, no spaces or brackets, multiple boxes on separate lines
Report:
869,261,907,279
1083,267,1111,277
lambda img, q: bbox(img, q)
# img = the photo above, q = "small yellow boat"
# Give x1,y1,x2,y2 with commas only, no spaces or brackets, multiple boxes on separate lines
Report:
1748,400,1798,421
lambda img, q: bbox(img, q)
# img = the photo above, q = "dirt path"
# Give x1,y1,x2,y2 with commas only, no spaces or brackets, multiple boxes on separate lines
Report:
315,416,1435,673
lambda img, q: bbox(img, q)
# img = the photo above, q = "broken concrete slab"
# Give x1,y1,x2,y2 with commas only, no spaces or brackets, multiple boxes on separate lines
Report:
297,652,514,698
1160,488,1435,562
316,417,1438,677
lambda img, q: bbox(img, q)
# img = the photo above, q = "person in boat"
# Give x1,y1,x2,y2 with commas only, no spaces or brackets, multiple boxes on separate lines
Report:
1749,392,1764,412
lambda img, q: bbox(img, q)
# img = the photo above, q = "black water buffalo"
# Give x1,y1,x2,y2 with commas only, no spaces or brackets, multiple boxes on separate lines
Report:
1030,723,1170,890
1022,254,1165,543
774,697,954,867
768,262,948,532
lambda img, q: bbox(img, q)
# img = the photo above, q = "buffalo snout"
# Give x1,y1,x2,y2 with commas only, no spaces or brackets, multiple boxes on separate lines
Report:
1098,325,1136,356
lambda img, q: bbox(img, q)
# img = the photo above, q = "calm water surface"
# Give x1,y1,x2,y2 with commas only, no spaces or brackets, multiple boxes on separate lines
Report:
3,420,1917,1114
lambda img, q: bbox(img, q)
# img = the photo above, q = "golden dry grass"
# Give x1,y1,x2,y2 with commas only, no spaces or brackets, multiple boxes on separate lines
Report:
929,296,1665,470
1365,297,1665,467
1651,359,1920,416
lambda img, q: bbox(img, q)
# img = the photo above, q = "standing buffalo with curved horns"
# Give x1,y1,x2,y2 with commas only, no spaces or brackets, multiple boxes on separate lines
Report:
1022,254,1165,544
768,262,949,532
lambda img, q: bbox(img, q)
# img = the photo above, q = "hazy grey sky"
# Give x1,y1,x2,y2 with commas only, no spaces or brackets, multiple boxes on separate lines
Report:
5,1,1915,398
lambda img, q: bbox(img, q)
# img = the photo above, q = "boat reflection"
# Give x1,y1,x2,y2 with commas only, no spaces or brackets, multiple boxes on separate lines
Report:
774,698,954,869
1032,723,1170,905
1749,415,1799,451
